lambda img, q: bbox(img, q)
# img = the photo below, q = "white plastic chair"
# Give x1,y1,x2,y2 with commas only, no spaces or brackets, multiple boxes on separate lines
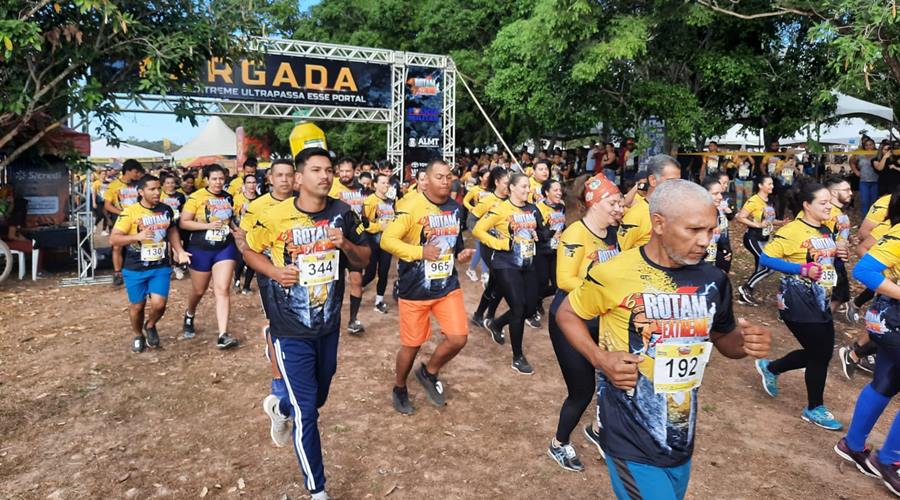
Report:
9,249,25,280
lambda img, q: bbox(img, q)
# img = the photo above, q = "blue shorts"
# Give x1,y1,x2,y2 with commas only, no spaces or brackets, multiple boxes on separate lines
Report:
188,244,238,272
122,266,172,304
606,456,692,500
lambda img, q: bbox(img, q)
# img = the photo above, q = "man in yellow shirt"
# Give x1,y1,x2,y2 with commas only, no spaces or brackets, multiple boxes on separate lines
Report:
617,155,681,251
104,160,146,286
328,157,367,334
227,157,258,198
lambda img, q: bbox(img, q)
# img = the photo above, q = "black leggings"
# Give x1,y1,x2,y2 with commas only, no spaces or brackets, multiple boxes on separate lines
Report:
854,288,877,309
549,311,599,443
474,247,501,320
362,239,392,296
743,232,774,290
234,258,255,290
494,267,538,358
534,252,558,304
768,320,835,409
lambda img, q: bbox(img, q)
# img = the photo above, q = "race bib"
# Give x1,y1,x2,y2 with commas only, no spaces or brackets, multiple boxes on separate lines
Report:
140,242,167,262
653,341,714,393
767,158,778,174
425,253,454,280
782,167,794,183
205,226,229,242
819,265,838,288
739,165,750,178
705,242,717,262
707,157,719,173
762,224,773,237
550,235,560,250
519,240,536,259
297,250,340,287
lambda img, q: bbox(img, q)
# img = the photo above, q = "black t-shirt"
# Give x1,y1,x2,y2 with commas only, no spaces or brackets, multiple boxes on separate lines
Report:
878,154,900,196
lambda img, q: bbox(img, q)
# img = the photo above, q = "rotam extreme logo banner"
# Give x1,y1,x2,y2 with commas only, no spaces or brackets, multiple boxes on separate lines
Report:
404,67,444,173
198,54,393,108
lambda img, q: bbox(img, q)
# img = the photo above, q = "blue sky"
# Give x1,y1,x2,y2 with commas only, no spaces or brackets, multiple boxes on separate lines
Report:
99,0,321,143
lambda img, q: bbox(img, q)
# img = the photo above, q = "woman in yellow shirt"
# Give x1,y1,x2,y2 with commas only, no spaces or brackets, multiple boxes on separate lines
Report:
463,169,491,283
471,167,511,326
232,174,259,294
473,172,544,374
545,173,624,471
735,174,782,305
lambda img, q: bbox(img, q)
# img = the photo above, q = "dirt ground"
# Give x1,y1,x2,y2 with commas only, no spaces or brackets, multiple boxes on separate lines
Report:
2,225,899,499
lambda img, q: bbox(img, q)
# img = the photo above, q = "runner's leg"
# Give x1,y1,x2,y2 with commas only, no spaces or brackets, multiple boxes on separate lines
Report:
494,268,527,359
424,289,468,376
210,259,235,335
550,313,599,443
769,320,835,409
846,340,900,452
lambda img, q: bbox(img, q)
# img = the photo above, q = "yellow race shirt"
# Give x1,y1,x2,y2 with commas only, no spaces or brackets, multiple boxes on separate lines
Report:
233,191,257,223
555,221,619,293
104,177,140,211
617,196,651,251
473,199,542,269
866,194,892,225
160,191,186,221
742,194,776,239
246,197,366,338
529,176,545,204
470,192,504,219
239,193,290,233
537,200,566,253
113,201,176,270
227,176,244,198
568,247,735,467
764,219,836,322
182,188,235,250
380,193,464,300
328,178,365,217
462,185,487,211
862,223,900,335
363,193,396,235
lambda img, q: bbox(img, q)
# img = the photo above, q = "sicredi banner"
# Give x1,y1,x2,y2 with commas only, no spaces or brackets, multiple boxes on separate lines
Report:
8,161,70,227
404,67,444,174
199,54,392,109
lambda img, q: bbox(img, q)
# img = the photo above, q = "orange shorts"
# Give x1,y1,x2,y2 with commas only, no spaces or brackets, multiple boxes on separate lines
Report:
398,288,468,347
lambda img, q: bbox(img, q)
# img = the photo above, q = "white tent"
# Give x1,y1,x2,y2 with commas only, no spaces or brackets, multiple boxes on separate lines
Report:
833,92,895,123
708,124,764,148
783,118,895,146
89,139,164,163
172,116,237,161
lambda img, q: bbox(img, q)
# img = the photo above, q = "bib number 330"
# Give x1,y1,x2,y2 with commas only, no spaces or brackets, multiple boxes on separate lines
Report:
653,341,713,393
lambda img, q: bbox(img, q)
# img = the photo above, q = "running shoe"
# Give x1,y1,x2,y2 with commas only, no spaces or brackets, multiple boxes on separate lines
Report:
867,453,900,497
583,425,607,460
470,313,484,329
801,405,843,431
216,333,239,349
347,319,365,335
485,318,505,345
143,323,160,348
834,437,878,478
414,363,446,406
845,302,862,323
525,314,541,329
310,490,330,500
241,287,252,295
182,313,196,339
838,346,857,380
173,266,185,280
737,285,757,306
131,335,146,353
755,359,779,397
101,230,109,236
112,272,124,287
547,440,584,472
392,386,415,415
511,356,534,375
233,279,241,290
374,302,388,315
465,269,478,282
859,355,876,375
262,394,293,447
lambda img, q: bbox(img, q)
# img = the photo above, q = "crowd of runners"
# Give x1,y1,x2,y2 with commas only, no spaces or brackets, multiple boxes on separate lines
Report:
98,140,900,499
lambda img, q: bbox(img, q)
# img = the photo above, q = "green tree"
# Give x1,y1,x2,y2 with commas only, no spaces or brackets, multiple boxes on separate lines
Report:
0,0,261,168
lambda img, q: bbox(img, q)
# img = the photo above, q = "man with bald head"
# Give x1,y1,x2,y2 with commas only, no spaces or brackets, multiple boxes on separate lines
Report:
556,179,772,499
618,154,682,251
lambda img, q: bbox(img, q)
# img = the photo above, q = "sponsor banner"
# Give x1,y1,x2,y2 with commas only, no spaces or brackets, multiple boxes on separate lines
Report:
8,161,70,227
638,117,666,172
404,67,444,174
195,54,392,109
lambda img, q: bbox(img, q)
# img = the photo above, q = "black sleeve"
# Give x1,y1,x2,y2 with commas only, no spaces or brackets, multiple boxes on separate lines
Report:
712,274,737,334
533,204,550,243
342,207,368,247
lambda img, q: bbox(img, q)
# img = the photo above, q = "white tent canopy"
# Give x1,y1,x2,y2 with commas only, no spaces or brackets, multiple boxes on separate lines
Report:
89,139,164,162
783,118,895,146
708,125,764,148
833,92,895,123
172,116,237,161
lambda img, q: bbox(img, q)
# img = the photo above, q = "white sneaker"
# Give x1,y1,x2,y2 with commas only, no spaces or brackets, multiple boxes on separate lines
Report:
262,394,292,447
310,491,330,500
101,230,109,236
465,269,478,282
173,267,185,280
